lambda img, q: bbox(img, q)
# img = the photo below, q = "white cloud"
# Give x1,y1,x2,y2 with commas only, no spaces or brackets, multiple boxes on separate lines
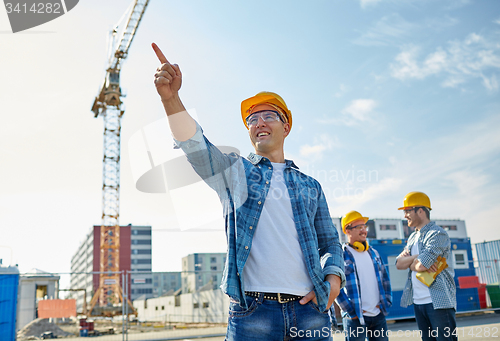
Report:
354,14,415,46
355,14,458,47
328,177,404,215
481,74,499,91
334,84,348,98
390,46,450,80
402,115,500,185
445,170,489,196
443,0,471,10
343,99,377,122
360,0,383,9
318,99,378,126
424,48,448,74
441,76,465,88
423,16,460,30
390,33,500,90
299,134,339,159
382,114,500,209
495,17,500,25
391,46,427,79
300,144,327,157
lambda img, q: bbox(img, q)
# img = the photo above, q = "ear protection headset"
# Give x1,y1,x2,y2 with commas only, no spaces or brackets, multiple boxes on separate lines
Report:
349,240,369,252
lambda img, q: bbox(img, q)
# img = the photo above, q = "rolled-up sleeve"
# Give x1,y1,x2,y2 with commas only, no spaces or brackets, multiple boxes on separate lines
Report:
172,121,241,200
316,188,345,289
418,230,449,269
173,121,205,152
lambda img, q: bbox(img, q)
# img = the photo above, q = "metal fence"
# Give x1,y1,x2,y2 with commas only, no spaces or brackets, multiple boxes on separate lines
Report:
2,261,500,341
475,239,500,285
0,269,228,341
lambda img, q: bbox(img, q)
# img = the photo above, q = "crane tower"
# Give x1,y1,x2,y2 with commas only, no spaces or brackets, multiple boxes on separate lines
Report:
89,0,149,314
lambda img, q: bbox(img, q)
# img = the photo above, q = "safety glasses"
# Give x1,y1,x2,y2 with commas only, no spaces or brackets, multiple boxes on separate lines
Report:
245,110,285,127
347,224,369,231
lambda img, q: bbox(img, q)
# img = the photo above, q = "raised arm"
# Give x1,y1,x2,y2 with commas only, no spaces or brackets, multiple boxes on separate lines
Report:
152,43,196,141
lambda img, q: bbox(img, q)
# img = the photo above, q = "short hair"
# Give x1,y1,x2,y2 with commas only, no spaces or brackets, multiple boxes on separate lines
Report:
417,206,430,219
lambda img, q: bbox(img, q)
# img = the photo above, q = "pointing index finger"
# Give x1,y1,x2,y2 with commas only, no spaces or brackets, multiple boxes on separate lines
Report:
152,43,168,64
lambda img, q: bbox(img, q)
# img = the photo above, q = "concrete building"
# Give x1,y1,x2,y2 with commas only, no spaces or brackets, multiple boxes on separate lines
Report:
130,226,154,299
70,225,153,312
181,253,225,294
134,252,228,324
134,288,229,323
153,272,182,297
16,269,60,331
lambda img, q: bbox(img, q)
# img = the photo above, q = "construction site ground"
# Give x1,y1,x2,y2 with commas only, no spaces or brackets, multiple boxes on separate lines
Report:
17,318,227,340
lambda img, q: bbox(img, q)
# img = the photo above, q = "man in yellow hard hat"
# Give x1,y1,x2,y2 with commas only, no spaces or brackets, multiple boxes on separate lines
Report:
335,211,392,341
152,43,345,341
395,192,457,341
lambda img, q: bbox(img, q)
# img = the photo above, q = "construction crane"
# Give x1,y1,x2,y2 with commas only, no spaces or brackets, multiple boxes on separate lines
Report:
89,0,149,315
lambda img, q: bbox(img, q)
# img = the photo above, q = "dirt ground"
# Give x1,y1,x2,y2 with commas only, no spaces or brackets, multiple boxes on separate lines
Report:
17,318,74,340
17,317,228,339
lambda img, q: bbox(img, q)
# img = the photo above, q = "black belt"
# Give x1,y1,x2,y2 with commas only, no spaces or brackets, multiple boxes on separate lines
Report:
245,291,303,303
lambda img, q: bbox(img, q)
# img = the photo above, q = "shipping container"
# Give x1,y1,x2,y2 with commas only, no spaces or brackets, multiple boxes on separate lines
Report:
474,239,500,285
0,266,19,341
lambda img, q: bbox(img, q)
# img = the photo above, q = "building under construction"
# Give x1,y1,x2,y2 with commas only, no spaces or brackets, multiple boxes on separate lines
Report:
70,225,153,314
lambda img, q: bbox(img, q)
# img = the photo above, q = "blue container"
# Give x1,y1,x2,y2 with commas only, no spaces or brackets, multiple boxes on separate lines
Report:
79,327,89,337
0,266,19,341
474,239,500,284
451,239,480,312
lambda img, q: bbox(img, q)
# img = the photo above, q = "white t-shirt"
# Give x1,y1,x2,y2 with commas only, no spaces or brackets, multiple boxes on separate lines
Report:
243,162,313,296
347,245,381,317
411,231,432,304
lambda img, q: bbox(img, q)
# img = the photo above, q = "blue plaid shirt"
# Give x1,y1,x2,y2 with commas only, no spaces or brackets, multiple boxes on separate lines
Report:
174,122,345,312
335,245,392,325
397,221,456,309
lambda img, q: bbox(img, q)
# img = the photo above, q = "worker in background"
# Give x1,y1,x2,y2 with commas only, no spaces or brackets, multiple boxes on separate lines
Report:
152,43,345,341
395,192,457,341
335,211,392,341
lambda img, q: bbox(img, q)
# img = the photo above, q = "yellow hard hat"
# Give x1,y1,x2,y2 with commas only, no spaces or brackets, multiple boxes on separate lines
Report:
241,91,292,130
341,211,369,234
398,191,432,210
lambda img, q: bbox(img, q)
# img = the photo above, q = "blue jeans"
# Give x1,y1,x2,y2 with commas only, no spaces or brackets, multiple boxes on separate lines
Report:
413,303,457,341
225,293,333,341
343,312,389,341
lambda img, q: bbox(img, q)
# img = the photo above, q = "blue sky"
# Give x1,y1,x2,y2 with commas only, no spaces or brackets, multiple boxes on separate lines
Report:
0,0,499,274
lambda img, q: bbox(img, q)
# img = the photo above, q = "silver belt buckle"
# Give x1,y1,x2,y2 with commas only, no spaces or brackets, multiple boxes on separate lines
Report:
277,293,287,303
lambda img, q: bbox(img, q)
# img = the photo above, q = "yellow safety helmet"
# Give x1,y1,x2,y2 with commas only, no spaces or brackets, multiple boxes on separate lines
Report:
341,210,369,234
241,91,292,130
398,191,432,211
